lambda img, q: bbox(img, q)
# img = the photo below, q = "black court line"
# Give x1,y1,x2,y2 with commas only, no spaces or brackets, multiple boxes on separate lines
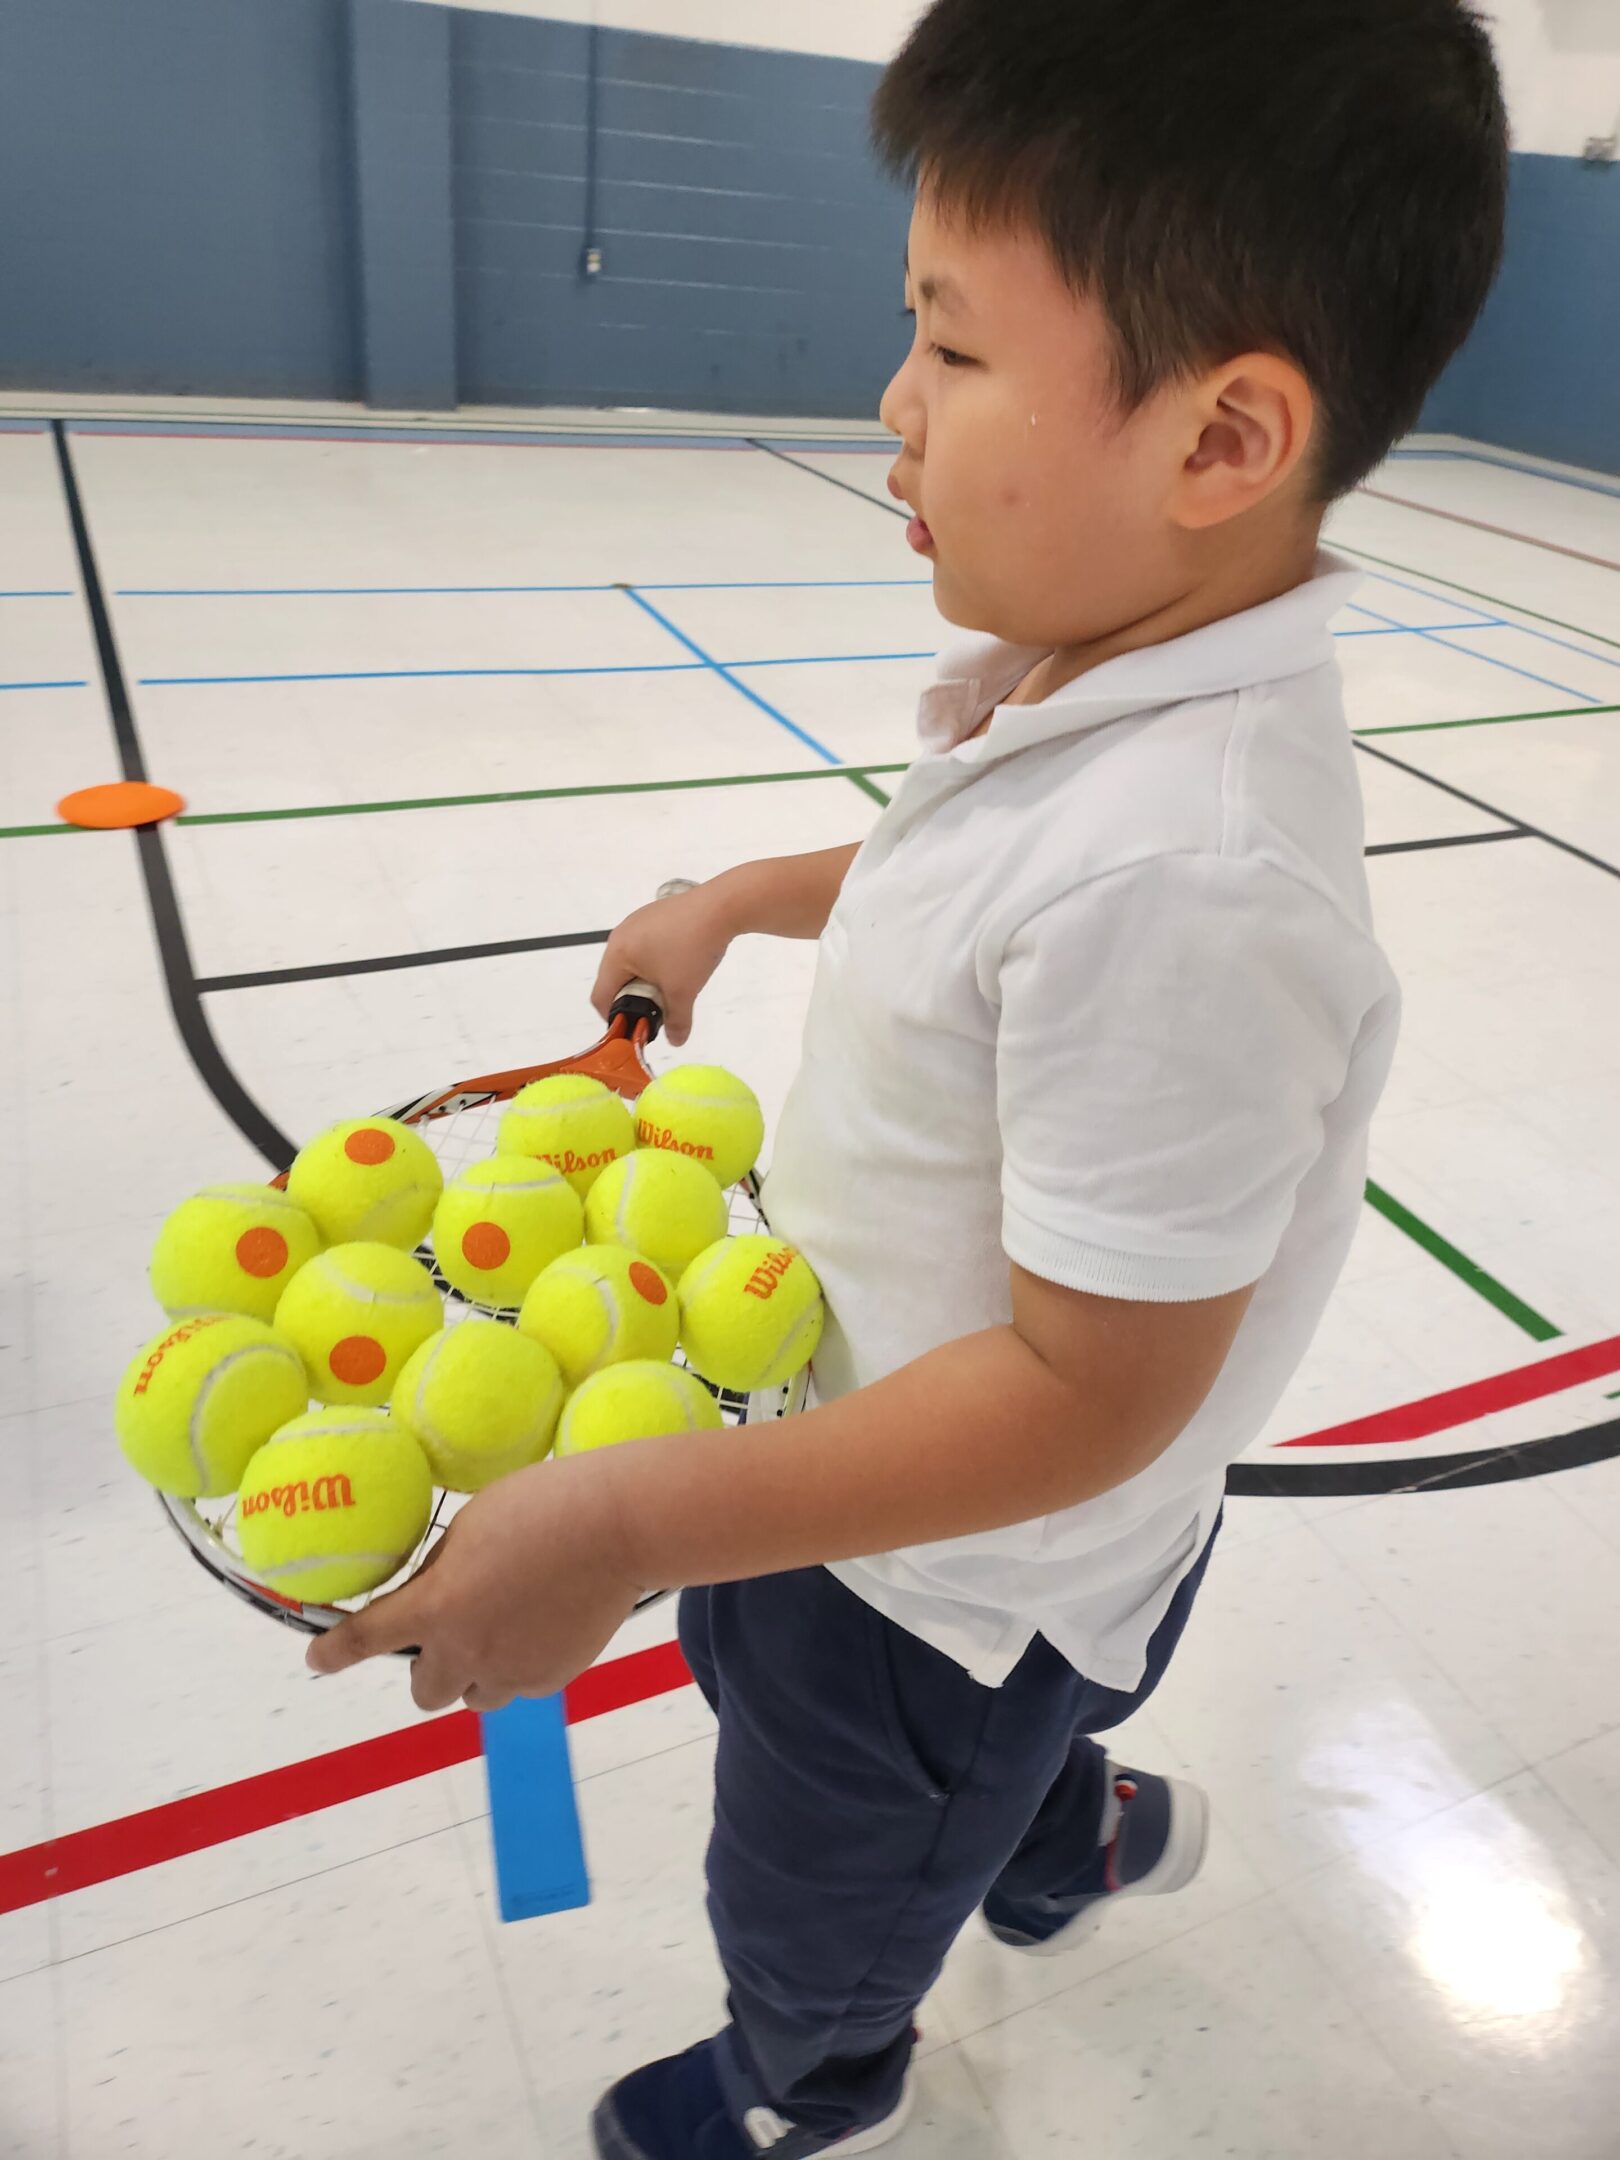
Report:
197,927,613,996
749,437,908,518
1365,827,1527,857
1227,1410,1620,1497
1355,739,1620,884
195,826,1522,993
50,421,296,1168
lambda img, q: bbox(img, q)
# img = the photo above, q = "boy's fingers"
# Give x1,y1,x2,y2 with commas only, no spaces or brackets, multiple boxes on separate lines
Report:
410,1647,473,1714
305,1583,425,1675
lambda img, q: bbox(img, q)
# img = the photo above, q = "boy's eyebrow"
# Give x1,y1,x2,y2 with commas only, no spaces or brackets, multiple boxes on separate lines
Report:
902,252,969,314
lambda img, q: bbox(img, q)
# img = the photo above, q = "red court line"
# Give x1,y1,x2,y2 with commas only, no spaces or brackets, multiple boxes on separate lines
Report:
8,1336,1620,1916
0,1637,690,1917
1279,1333,1620,1449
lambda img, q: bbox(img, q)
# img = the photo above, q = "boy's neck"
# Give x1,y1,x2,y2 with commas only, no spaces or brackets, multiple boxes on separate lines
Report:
1003,518,1324,711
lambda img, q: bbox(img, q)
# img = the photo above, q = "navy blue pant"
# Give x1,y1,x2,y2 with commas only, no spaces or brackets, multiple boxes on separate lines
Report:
678,1534,1216,2141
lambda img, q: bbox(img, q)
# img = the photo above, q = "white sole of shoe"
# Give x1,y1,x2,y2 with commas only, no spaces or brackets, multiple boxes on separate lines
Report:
990,1776,1212,1959
828,2077,914,2152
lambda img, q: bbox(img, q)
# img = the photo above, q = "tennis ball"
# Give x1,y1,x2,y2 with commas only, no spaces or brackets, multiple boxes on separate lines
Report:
516,1244,678,1388
498,1075,636,1198
634,1066,764,1189
557,1360,723,1457
677,1234,824,1391
286,1116,443,1249
149,1184,322,1325
431,1155,583,1308
236,1407,433,1604
583,1149,729,1281
274,1242,442,1406
116,1313,309,1498
392,1321,564,1491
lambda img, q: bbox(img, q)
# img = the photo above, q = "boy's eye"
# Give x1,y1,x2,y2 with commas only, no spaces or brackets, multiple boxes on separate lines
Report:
901,307,974,370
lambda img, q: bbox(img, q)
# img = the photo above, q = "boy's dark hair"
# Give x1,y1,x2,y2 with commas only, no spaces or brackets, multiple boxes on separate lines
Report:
872,0,1508,499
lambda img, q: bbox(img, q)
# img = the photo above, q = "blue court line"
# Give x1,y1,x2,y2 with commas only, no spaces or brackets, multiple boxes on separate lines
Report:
1349,603,1602,705
137,660,705,686
0,589,74,599
1388,448,1620,502
113,576,934,596
135,649,932,687
1357,570,1620,674
622,587,843,765
0,677,87,692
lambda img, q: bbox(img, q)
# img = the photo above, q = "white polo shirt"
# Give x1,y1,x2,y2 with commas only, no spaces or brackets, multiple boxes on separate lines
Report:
762,551,1400,1689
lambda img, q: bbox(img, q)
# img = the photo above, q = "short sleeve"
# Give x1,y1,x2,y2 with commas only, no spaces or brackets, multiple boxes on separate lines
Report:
995,854,1371,1301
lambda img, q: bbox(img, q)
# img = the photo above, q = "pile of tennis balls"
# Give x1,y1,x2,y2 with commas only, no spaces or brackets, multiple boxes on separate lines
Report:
114,1065,823,1606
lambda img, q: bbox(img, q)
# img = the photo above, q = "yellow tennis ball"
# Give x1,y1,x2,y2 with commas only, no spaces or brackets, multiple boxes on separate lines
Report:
634,1065,764,1188
392,1321,565,1491
116,1313,309,1498
431,1155,583,1308
583,1149,729,1280
149,1184,322,1325
677,1235,824,1391
274,1242,442,1406
236,1407,433,1604
498,1075,636,1197
516,1244,678,1388
557,1360,723,1457
286,1116,443,1249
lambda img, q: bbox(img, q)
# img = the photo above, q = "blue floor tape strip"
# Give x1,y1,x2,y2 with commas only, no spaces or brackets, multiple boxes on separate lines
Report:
480,1694,591,1924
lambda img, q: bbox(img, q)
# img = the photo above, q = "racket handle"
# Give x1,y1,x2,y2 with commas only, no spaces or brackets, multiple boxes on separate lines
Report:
606,879,697,1040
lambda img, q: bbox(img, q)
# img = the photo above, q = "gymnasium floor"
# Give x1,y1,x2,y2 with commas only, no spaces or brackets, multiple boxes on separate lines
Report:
2,402,1619,2160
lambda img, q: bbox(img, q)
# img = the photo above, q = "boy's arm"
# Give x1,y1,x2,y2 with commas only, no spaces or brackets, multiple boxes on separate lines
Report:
308,1266,1252,1710
591,843,859,1044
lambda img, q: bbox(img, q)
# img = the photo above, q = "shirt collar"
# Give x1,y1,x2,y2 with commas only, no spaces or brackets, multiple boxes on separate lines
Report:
916,549,1363,761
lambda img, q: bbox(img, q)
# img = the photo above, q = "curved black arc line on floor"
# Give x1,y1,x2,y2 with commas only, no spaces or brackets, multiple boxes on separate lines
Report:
51,420,297,1170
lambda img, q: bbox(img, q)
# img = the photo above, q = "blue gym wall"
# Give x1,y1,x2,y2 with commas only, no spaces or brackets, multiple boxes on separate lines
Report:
0,0,359,401
0,0,1613,470
1418,153,1620,473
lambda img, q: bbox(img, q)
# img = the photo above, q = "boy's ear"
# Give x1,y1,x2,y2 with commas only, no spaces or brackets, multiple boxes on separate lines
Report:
1169,353,1316,529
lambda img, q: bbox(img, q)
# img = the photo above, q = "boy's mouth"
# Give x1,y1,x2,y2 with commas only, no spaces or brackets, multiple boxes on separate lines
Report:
905,515,936,555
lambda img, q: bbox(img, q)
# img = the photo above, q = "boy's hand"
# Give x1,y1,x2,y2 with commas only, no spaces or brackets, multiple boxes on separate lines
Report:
305,1457,643,1713
592,882,735,1048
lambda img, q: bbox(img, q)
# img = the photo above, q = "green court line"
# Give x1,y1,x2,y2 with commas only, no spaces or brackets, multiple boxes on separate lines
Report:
0,759,905,840
1365,1179,1562,1341
1356,700,1620,738
1337,543,1620,652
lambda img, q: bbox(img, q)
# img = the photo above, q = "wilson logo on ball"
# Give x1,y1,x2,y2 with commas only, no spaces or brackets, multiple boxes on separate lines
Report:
535,1146,620,1175
743,1249,798,1302
240,1475,357,1520
130,1313,226,1396
637,1119,715,1163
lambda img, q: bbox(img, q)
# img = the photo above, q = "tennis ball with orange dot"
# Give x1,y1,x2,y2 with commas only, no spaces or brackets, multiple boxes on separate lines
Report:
148,1184,321,1325
286,1116,442,1249
517,1244,678,1388
430,1154,583,1308
274,1242,442,1406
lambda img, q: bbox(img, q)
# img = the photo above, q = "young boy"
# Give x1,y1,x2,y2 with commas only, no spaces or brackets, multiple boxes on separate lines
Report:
313,1,1507,2151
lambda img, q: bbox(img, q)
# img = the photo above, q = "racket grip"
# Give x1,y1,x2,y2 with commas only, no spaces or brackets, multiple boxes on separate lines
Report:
606,879,697,1041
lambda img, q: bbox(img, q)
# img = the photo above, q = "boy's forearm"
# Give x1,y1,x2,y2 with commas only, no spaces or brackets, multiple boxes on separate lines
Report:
588,1324,1181,1594
705,845,860,942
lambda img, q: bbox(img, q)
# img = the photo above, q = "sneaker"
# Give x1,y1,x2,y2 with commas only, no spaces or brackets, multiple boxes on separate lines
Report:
593,2037,912,2159
982,1762,1209,1957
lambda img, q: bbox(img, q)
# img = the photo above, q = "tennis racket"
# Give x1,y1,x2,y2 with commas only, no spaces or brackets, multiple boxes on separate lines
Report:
151,881,799,1920
155,883,792,1637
